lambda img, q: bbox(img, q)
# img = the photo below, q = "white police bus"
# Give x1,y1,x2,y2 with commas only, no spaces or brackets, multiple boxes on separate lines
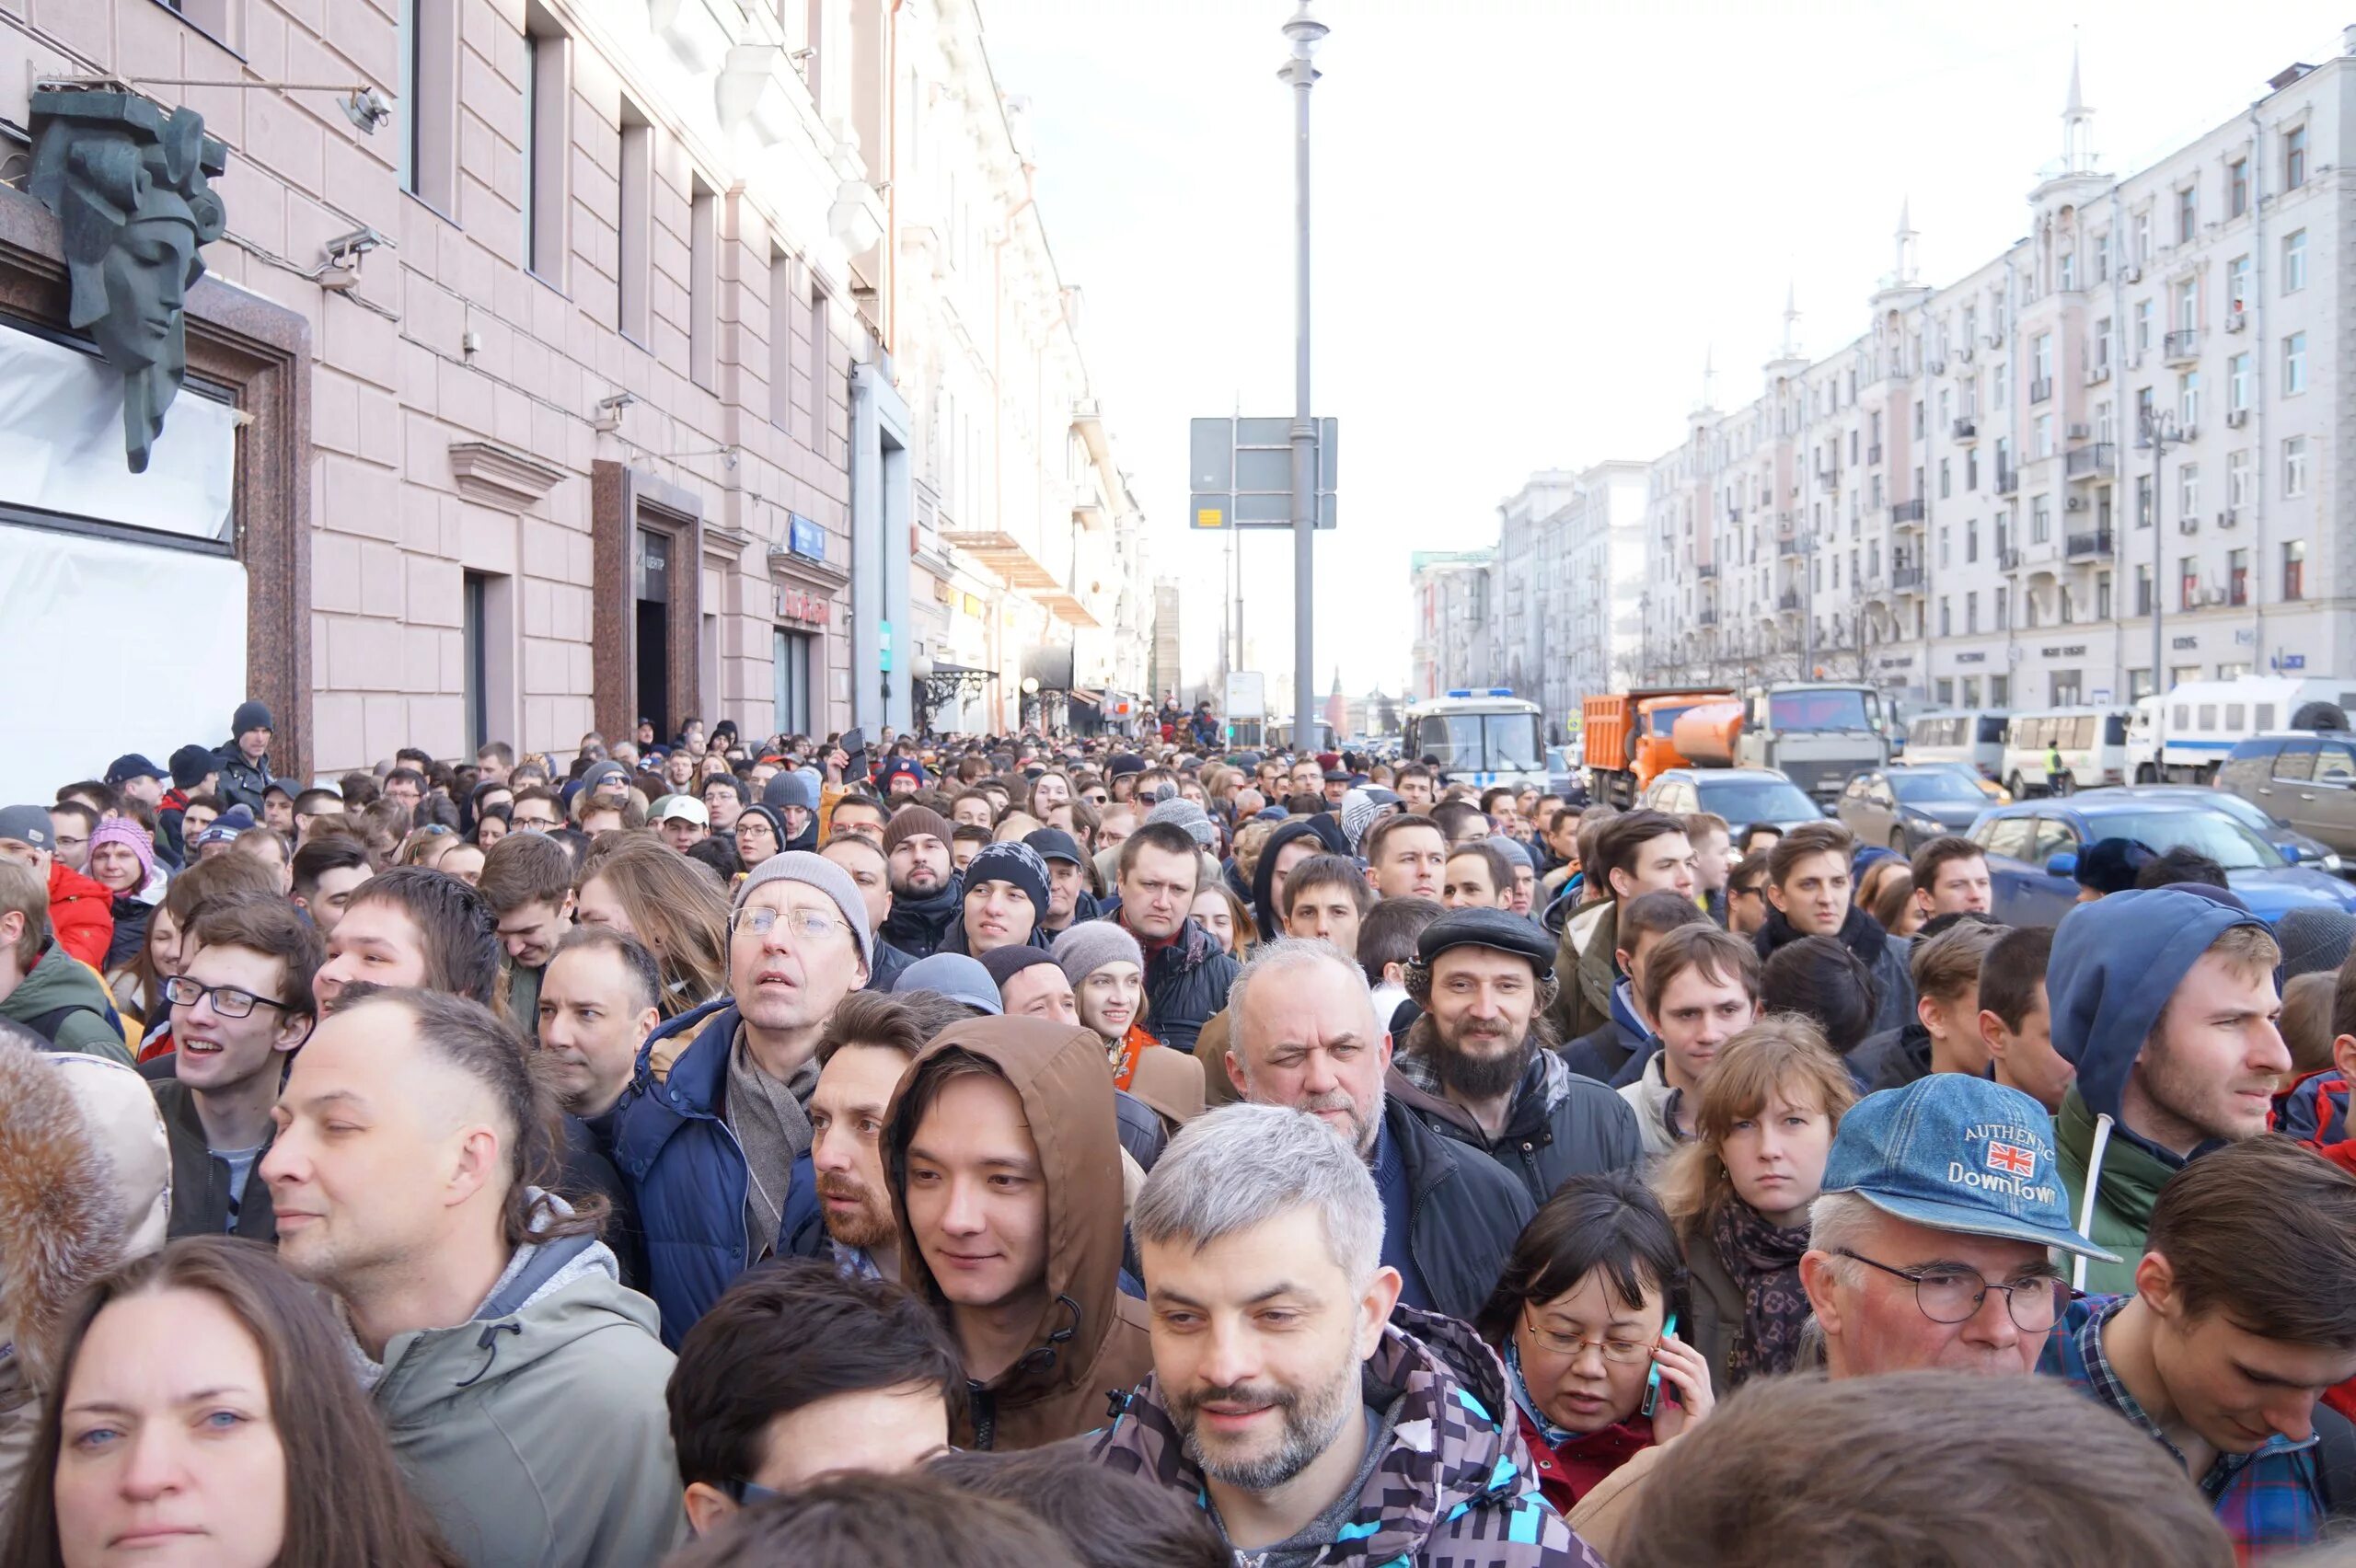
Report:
1403,690,1548,790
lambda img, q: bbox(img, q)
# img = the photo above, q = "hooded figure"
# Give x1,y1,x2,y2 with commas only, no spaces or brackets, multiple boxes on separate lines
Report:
2048,886,2274,1295
1250,817,1342,942
0,1043,170,1523
1091,1304,1600,1568
211,698,278,815
882,1017,1154,1451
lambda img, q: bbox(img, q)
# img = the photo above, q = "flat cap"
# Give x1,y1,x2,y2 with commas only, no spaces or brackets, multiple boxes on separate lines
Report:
1415,906,1554,979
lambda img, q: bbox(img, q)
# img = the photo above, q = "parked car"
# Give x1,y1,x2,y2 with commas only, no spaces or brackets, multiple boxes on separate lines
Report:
1964,796,2356,928
1546,744,1580,801
1837,765,1999,855
2215,732,2356,860
1643,767,1829,838
2098,783,2342,875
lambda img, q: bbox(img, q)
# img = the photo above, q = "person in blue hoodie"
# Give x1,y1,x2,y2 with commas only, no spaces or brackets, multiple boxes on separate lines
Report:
2048,884,2290,1295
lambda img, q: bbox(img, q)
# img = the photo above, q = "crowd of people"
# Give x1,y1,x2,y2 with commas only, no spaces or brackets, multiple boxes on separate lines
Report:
1,698,2353,1564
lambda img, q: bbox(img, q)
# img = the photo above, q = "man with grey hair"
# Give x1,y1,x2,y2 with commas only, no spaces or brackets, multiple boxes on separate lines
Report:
1224,937,1530,1323
1094,1103,1601,1567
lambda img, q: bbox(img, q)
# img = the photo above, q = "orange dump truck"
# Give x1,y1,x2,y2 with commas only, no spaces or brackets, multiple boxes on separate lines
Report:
1580,688,1735,807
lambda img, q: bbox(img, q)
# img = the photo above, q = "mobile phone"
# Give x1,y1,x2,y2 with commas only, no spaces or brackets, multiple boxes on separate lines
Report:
1641,1311,1679,1418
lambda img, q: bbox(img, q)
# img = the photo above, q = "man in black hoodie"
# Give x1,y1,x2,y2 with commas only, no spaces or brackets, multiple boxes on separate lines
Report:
212,698,277,815
1753,821,1915,1037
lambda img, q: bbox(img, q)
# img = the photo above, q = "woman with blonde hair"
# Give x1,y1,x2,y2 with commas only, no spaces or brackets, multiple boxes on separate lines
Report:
1655,1015,1858,1392
572,836,731,1023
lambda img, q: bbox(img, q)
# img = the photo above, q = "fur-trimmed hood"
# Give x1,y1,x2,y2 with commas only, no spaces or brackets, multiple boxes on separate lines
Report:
0,1042,169,1381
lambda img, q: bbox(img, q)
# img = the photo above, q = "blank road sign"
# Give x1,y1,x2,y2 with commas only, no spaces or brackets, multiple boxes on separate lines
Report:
1189,416,1337,530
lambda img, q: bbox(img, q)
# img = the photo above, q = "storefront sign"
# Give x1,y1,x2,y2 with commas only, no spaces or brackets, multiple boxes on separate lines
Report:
774,585,832,626
2039,645,2086,659
1954,651,1988,665
2172,634,2200,651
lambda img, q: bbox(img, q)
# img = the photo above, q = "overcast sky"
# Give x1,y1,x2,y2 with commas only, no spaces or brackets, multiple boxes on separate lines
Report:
978,0,2352,705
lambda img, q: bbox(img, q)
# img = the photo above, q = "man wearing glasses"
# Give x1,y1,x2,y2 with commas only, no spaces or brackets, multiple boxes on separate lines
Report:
615,851,873,1345
1801,1072,2114,1378
151,897,321,1239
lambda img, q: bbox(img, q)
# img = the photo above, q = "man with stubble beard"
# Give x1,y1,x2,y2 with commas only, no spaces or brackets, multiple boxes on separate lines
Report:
807,991,928,1280
1388,908,1642,1208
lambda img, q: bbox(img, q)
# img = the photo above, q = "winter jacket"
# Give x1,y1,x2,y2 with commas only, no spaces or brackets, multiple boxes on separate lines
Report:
1131,916,1241,1056
156,790,190,869
608,997,824,1346
1379,1086,1537,1325
152,1077,278,1241
1616,1050,1686,1163
1392,1024,1645,1209
881,881,962,960
1754,904,1916,1037
2277,1069,2356,1177
1516,1407,1656,1516
0,941,131,1066
866,940,916,993
1116,1026,1206,1136
1550,898,1619,1044
1559,976,1648,1084
1192,1005,1243,1109
1847,1020,1933,1093
2049,888,2272,1293
884,1017,1157,1451
102,869,165,975
1680,1218,1746,1399
44,860,114,973
210,741,276,815
1251,818,1344,941
0,1045,171,1527
364,1221,685,1568
1092,1304,1604,1566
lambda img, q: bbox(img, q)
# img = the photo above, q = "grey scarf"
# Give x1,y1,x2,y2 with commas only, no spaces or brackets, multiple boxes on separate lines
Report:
722,1027,817,1259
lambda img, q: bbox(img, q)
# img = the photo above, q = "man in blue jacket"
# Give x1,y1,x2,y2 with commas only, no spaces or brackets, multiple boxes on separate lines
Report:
613,851,872,1345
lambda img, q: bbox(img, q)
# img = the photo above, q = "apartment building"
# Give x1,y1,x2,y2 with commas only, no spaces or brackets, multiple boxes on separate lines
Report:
1642,40,2356,710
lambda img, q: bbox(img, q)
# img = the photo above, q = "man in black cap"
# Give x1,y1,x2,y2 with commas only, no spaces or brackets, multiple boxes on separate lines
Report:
1389,906,1643,1206
157,744,219,868
761,770,820,851
104,755,166,814
213,699,277,815
1024,828,1096,938
1322,768,1349,808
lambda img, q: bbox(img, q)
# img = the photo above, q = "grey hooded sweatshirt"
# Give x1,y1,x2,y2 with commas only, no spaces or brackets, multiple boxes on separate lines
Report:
359,1214,684,1568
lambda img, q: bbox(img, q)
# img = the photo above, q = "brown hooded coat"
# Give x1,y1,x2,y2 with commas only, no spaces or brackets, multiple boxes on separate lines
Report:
884,1016,1155,1451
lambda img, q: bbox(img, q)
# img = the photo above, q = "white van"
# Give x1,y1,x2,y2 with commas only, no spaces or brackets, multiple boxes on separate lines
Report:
1903,710,2011,781
2002,708,2134,797
2126,677,2356,783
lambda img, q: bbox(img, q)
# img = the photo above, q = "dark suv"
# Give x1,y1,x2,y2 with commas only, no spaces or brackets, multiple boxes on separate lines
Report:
2217,733,2356,857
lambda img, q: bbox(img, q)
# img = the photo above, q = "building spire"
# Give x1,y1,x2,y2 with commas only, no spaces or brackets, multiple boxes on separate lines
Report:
1701,344,1718,410
1894,199,1918,285
1779,282,1800,359
2062,34,2095,173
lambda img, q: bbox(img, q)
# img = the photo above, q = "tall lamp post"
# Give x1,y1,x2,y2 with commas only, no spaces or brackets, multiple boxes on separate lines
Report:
2136,408,2185,698
1279,1,1324,751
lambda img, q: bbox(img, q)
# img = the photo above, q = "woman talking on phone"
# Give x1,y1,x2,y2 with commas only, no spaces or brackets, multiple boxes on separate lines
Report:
1472,1170,1715,1514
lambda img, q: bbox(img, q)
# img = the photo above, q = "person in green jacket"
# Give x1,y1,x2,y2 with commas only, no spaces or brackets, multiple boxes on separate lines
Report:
0,861,130,1066
263,986,683,1567
2048,886,2289,1296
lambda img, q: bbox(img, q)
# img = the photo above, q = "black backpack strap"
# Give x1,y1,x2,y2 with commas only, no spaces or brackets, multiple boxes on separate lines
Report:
2312,1401,2356,1517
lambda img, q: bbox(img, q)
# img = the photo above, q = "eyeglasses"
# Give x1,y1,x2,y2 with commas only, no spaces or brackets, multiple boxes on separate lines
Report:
733,905,851,941
1519,1305,1657,1365
164,975,297,1020
1833,1249,2063,1332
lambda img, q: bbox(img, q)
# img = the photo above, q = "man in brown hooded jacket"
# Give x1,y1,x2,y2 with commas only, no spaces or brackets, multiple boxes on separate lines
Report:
883,1014,1155,1450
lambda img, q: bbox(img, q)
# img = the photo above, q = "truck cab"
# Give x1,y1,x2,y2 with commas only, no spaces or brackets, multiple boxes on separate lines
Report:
1737,684,1893,802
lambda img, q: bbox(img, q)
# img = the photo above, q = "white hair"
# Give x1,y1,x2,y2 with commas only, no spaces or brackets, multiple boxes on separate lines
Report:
1133,1102,1383,1287
1807,1190,1884,1286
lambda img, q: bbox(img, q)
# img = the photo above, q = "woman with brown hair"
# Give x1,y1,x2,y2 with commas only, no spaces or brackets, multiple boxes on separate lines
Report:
4,1236,453,1567
1655,1016,1859,1392
572,836,731,1022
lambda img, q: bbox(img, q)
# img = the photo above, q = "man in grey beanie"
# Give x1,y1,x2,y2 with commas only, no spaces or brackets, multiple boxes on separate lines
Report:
611,849,872,1344
1143,795,1218,850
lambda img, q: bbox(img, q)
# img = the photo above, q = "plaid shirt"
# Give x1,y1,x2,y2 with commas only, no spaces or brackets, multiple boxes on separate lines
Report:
2043,1294,2325,1563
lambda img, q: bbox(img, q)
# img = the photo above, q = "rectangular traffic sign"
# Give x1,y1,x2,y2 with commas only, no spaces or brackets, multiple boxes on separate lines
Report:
1189,416,1337,530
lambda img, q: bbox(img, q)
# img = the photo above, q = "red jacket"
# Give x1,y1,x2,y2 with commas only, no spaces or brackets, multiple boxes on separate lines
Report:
1514,1405,1655,1514
46,860,115,971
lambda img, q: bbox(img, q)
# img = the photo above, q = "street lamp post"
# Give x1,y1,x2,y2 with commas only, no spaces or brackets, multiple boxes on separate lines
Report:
2136,409,2184,698
1279,2,1324,751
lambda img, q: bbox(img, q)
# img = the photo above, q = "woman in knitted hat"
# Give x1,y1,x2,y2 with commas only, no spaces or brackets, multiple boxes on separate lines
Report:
86,819,167,1015
1051,922,1205,1136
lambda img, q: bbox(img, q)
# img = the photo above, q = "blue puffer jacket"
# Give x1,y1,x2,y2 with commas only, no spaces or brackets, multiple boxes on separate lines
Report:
609,997,823,1348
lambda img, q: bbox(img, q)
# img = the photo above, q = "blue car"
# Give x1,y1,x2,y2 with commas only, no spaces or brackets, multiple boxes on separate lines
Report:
1964,796,2356,928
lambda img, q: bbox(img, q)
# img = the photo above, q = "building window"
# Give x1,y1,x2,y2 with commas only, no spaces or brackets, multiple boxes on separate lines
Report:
1966,448,1979,491
2031,497,2051,543
2283,435,2308,497
1939,457,1951,499
399,0,457,210
463,571,490,752
2286,124,2307,190
2178,371,2200,430
1939,598,1950,637
2033,413,2052,458
1936,678,1956,706
2051,670,2083,706
2228,352,2250,411
768,250,799,429
2095,230,2112,282
773,628,814,735
2228,449,2253,510
2178,463,2200,521
2059,248,2076,292
2130,668,2154,700
1995,585,2009,629
618,104,653,345
2229,158,2249,217
2180,556,2199,611
1965,519,1977,562
522,17,569,281
2134,474,2153,529
2283,331,2306,396
2283,229,2307,293
2228,548,2249,606
687,177,718,391
2135,385,2154,434
2176,278,2199,333
805,286,831,458
1939,525,1950,567
2032,331,2052,385
2135,564,2153,616
2133,211,2152,263
2284,540,2306,601
2096,571,2112,620
2094,317,2112,368
1991,674,2011,708
2133,299,2152,354
2227,255,2250,312
1965,591,1979,635
2177,185,2197,244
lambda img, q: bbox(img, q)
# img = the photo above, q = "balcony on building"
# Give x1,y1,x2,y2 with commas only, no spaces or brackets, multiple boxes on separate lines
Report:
2163,329,2201,364
2001,546,2025,571
1997,464,2019,496
1890,498,1925,529
1778,590,1801,612
2065,528,2116,560
2063,441,2114,479
1952,417,1979,442
2029,375,2053,404
1867,444,1883,466
1697,608,1720,627
1890,565,1924,594
1696,561,1719,580
1777,536,1802,558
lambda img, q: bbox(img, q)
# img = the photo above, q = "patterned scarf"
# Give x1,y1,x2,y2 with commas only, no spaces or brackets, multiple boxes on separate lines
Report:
1711,1196,1815,1389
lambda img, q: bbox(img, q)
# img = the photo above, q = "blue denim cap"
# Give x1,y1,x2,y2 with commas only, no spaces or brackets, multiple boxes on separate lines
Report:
1820,1075,2119,1262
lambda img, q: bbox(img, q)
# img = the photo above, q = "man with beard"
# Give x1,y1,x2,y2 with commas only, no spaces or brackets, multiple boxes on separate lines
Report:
1223,939,1531,1323
1093,1104,1600,1565
807,992,928,1280
1390,908,1642,1208
2048,887,2290,1295
615,852,872,1343
880,806,960,959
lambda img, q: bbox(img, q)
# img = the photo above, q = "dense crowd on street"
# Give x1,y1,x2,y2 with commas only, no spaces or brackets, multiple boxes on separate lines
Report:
4,693,2356,1565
